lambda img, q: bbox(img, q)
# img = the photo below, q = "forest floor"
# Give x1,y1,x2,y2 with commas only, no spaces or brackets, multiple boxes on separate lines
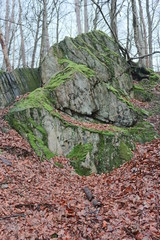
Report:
0,85,160,239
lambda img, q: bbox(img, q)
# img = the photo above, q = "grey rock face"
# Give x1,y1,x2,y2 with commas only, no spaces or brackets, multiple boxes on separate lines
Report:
41,31,137,126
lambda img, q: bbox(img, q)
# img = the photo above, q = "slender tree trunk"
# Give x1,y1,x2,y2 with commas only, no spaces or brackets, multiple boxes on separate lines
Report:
0,26,11,72
55,4,60,44
5,0,9,48
126,1,130,52
2,0,9,69
110,0,118,39
84,0,89,33
31,13,41,68
74,0,82,34
146,0,153,68
12,23,15,69
131,0,145,66
18,0,26,67
40,0,50,64
138,0,149,67
93,1,99,30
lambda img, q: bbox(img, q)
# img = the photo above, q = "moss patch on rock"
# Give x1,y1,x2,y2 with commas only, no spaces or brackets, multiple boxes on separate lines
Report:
66,143,93,176
133,84,153,102
127,121,158,143
118,141,133,161
46,59,95,90
10,88,53,113
6,111,55,160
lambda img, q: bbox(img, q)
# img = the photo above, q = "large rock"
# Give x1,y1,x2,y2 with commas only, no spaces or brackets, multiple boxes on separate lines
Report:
6,31,159,175
41,31,136,126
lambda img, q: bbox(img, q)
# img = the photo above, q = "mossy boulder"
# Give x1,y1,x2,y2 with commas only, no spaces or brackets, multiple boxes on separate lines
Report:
40,31,140,127
6,31,159,175
7,102,158,174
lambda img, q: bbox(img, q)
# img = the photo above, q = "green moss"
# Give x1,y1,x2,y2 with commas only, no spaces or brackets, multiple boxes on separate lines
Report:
94,135,133,174
127,121,158,143
59,59,95,78
103,47,119,59
9,88,53,113
45,59,95,91
54,162,64,168
96,135,108,173
118,141,133,161
6,113,55,160
106,83,147,116
67,143,93,176
106,83,119,94
149,73,160,82
28,133,55,160
133,84,153,102
28,118,46,135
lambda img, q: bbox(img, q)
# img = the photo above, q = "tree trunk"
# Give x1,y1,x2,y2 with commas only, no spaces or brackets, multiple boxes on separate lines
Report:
93,1,99,30
131,0,145,66
5,0,9,48
84,0,89,33
2,0,9,69
0,26,11,72
126,1,130,53
74,0,82,34
146,0,153,68
138,0,149,67
40,0,50,64
110,0,118,39
31,13,41,68
18,0,26,67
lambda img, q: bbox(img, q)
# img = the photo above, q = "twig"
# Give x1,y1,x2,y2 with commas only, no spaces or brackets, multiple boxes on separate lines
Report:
123,227,136,238
15,203,55,211
130,51,160,60
83,187,101,208
0,156,12,166
0,213,25,220
83,187,93,201
155,194,160,230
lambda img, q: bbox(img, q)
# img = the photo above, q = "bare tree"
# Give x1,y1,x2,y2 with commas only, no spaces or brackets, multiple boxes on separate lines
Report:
138,0,149,67
31,12,41,68
92,0,100,30
109,0,118,39
0,25,11,72
18,0,26,67
84,0,89,33
40,0,50,64
4,0,9,49
131,0,145,66
75,0,82,34
145,0,160,68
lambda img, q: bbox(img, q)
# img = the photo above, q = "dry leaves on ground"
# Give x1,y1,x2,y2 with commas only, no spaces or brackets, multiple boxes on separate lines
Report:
0,108,160,240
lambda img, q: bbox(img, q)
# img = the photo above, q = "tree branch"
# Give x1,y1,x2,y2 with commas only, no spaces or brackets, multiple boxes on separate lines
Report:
130,51,160,60
91,0,130,61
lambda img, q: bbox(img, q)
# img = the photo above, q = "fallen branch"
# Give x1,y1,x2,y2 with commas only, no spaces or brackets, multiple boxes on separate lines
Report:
0,213,25,220
83,187,93,201
83,187,101,208
123,227,136,238
0,156,12,166
15,203,55,211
